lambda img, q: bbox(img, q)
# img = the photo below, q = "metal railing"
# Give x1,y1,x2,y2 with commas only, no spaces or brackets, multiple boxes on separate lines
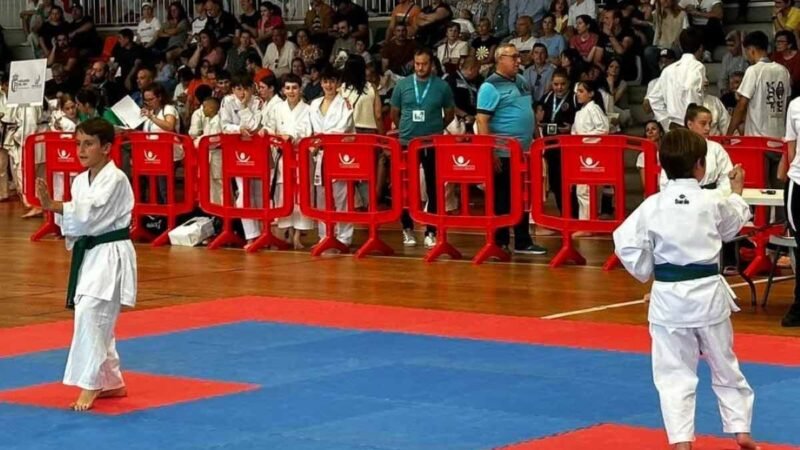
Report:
1,0,408,30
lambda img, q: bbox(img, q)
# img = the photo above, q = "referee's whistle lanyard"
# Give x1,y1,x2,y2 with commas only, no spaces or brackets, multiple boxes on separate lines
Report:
414,75,431,156
551,95,567,120
414,75,431,106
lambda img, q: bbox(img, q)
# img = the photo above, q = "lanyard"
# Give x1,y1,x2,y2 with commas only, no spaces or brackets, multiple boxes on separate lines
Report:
552,95,567,118
414,75,431,106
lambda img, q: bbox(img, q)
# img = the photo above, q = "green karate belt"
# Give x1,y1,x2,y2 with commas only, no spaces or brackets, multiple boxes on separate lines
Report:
65,228,130,309
653,263,719,282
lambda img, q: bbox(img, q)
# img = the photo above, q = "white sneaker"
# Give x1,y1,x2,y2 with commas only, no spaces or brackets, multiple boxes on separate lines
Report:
424,233,436,249
402,229,417,246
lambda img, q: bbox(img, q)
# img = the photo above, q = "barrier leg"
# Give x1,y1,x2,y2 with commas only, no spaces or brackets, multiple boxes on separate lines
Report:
354,224,394,258
246,220,290,253
424,229,462,262
30,213,61,241
151,214,174,247
742,233,774,277
207,219,245,250
473,230,510,264
311,221,350,256
602,253,621,271
129,212,157,243
548,231,587,268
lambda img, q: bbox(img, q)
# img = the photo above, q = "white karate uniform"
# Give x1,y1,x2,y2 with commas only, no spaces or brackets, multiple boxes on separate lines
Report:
647,53,706,129
613,179,754,444
220,94,265,240
659,139,733,197
0,91,10,200
571,100,609,220
60,161,137,391
6,105,45,205
305,95,356,245
703,94,731,137
189,109,223,204
265,99,314,231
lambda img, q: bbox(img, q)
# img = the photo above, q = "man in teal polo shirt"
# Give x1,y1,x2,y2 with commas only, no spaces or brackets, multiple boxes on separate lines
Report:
475,42,547,255
391,48,455,248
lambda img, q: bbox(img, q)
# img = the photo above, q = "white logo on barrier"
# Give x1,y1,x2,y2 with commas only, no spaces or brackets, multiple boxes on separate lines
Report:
144,150,160,164
235,151,255,166
56,149,73,162
338,153,360,169
579,156,604,173
452,155,475,171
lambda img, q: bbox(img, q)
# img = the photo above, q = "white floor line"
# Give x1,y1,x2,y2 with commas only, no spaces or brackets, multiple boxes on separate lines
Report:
541,276,795,319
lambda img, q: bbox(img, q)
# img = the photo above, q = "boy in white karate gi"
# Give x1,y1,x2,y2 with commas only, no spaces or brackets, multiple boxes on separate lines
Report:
220,74,263,246
613,128,759,450
262,73,313,249
36,118,137,412
304,68,356,247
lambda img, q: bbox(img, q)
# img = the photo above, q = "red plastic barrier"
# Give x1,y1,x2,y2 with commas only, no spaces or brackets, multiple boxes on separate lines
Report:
197,133,294,252
23,131,121,241
123,131,195,246
406,134,524,264
296,134,403,257
709,136,786,277
531,135,658,269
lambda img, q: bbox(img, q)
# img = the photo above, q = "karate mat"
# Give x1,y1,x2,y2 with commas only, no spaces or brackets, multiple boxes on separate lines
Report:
1,296,800,450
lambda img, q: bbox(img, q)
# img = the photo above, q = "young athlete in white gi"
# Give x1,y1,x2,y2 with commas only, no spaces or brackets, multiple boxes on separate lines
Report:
304,67,356,247
220,74,264,246
571,80,609,224
262,73,313,249
35,118,137,412
613,128,759,450
659,104,734,197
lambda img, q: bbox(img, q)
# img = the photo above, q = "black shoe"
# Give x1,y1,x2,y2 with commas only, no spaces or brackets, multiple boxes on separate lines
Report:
781,308,800,327
513,243,547,255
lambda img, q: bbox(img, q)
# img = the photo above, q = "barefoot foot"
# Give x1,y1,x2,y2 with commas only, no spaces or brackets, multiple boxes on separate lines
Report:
671,442,692,450
736,433,760,450
69,389,101,411
97,386,127,399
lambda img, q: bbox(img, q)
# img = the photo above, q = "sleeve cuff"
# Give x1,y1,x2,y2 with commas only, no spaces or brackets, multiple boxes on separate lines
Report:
477,109,494,116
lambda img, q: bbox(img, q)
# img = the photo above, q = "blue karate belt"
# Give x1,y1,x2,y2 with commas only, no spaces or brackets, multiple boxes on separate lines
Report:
66,228,130,309
653,263,719,282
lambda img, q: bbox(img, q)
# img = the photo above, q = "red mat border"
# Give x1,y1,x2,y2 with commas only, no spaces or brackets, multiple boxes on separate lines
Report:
499,423,800,449
2,296,800,366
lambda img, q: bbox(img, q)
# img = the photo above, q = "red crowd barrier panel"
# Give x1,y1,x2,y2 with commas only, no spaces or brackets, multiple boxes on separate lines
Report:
297,134,402,257
531,135,659,270
123,131,195,247
710,136,786,277
407,134,523,264
197,133,294,252
24,131,121,241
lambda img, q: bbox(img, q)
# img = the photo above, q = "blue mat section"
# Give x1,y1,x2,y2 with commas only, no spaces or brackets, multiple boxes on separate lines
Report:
1,321,800,450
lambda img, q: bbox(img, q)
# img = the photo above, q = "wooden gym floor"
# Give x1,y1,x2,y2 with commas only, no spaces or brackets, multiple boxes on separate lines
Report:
2,199,799,337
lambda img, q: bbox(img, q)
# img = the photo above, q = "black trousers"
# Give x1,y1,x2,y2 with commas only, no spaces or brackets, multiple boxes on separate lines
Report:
784,180,800,309
494,157,533,248
401,150,436,235
544,148,579,218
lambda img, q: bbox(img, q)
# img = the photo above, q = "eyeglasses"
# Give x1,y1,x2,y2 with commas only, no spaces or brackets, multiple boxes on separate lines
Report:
499,53,521,59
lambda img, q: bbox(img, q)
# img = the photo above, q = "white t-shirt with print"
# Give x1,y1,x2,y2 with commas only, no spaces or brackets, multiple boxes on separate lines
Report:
737,59,791,138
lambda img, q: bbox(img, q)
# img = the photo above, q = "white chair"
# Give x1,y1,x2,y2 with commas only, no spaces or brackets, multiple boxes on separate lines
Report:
762,233,797,307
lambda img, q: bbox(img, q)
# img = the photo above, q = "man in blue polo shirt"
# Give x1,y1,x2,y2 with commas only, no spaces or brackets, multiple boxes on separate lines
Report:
391,47,455,248
475,42,547,255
